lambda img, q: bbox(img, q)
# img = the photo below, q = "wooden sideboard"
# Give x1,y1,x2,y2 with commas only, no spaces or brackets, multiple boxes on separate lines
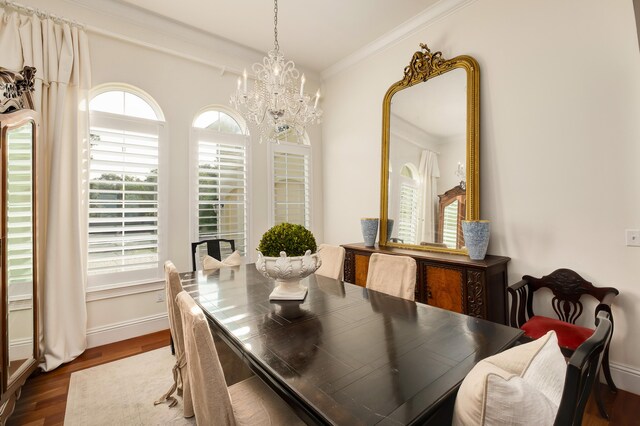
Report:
342,243,510,324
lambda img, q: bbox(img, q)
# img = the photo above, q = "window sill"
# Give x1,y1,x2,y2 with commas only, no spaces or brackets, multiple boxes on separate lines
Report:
86,279,164,302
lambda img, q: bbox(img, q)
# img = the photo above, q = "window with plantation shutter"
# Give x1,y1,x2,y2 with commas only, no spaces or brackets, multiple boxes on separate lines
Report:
270,143,311,227
397,165,419,245
398,183,418,244
87,87,165,286
442,200,459,248
192,109,248,257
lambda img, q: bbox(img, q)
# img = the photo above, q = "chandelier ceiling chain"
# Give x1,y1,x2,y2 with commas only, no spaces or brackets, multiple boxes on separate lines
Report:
230,0,322,143
273,0,279,52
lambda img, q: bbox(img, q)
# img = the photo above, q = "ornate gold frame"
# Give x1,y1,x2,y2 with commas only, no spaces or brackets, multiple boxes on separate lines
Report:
379,43,480,255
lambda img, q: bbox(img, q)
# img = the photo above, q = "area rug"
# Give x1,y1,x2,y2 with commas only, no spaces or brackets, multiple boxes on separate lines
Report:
64,347,195,425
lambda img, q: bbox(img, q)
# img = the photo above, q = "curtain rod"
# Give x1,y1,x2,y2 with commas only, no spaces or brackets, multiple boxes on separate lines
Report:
0,0,85,29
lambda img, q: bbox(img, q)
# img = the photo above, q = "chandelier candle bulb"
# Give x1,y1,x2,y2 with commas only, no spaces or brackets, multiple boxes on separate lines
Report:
314,90,320,109
300,74,305,96
243,69,248,94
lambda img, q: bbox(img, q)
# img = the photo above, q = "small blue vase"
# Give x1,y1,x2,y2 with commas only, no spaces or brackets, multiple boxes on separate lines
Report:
361,218,379,247
462,220,490,260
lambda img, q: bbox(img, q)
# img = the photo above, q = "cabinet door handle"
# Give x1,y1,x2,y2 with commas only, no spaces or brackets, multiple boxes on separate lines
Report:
427,289,432,299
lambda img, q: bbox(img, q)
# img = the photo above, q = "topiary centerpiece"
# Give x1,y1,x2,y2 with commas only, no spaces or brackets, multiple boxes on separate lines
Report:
256,223,321,301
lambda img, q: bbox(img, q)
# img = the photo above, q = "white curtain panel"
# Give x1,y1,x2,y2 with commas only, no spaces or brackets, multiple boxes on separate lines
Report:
417,150,440,243
0,8,91,371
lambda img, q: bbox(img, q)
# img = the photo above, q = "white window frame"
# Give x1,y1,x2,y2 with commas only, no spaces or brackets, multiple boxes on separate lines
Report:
86,90,168,290
189,107,251,256
267,141,313,230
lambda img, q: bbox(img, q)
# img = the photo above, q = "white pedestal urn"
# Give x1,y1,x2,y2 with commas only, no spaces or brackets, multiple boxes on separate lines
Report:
256,250,321,301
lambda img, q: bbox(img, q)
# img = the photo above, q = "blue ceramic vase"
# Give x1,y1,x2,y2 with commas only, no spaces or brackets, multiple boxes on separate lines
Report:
360,218,379,247
462,220,490,260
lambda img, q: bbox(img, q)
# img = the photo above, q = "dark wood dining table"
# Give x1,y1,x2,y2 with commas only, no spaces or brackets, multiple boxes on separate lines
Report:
179,264,522,425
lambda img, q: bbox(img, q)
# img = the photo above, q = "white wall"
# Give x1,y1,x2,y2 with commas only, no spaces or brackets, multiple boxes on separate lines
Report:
18,0,324,347
322,0,640,393
437,137,465,192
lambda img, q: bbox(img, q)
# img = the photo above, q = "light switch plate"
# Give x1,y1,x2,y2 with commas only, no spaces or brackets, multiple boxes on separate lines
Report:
626,229,640,247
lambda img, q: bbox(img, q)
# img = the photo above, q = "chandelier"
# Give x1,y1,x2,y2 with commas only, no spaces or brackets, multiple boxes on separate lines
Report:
230,0,322,143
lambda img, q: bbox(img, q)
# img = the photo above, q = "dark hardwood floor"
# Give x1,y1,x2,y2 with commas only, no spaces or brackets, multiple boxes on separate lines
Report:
583,383,639,426
5,329,639,425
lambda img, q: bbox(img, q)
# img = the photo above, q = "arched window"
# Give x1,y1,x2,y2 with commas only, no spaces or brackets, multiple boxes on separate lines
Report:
397,164,419,244
89,86,163,120
191,107,249,257
193,109,243,134
87,84,166,286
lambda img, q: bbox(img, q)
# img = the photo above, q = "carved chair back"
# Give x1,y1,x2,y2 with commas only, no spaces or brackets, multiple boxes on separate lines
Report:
554,312,612,426
523,269,618,324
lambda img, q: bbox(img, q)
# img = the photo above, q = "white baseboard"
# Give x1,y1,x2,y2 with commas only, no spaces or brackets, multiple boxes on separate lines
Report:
86,313,169,349
9,337,34,360
609,362,640,396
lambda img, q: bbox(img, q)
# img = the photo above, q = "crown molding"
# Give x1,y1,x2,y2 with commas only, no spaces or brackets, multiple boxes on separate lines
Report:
67,0,262,61
49,0,321,80
321,0,476,80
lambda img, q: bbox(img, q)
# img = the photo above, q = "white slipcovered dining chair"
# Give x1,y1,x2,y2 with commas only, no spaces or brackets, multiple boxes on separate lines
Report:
314,244,346,280
366,253,417,301
155,261,193,417
176,290,304,425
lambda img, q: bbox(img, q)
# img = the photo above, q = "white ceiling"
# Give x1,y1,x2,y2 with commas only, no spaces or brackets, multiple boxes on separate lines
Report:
119,0,442,72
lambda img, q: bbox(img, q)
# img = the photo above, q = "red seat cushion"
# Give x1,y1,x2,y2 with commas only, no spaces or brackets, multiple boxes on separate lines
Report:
521,315,594,351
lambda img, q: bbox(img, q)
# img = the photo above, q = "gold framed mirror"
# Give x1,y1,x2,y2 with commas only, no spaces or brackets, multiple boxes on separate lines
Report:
379,43,479,255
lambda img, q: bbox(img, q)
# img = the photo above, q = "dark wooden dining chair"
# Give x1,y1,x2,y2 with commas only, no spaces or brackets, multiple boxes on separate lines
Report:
554,311,613,426
190,238,235,271
508,268,618,418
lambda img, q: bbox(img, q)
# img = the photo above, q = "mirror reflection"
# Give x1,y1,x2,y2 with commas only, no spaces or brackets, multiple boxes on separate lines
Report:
5,121,35,384
387,69,467,249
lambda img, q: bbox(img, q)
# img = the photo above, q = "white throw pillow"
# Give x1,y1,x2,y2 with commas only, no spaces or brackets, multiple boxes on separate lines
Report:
202,250,242,270
452,331,566,426
483,373,559,425
522,331,568,405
